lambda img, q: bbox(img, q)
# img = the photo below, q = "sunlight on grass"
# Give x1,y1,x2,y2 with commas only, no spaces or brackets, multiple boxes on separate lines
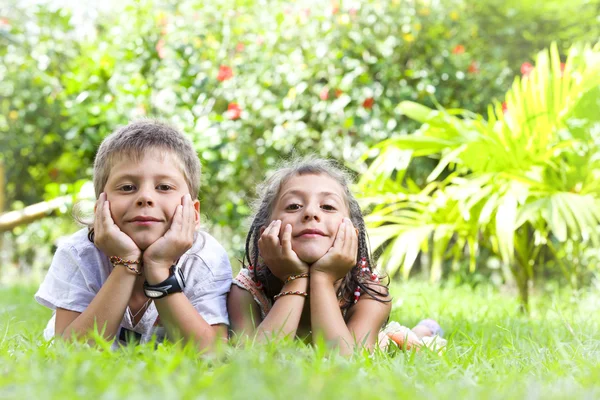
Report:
0,283,598,399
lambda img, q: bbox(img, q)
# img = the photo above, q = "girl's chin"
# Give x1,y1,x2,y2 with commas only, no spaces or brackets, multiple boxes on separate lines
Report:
294,248,329,265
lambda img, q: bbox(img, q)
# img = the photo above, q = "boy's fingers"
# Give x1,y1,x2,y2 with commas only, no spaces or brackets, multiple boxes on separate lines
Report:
170,205,184,232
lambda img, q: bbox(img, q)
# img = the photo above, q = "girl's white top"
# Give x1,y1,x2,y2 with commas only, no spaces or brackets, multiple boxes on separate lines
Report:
35,228,232,349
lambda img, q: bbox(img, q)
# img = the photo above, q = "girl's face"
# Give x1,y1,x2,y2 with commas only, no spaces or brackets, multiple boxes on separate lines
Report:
270,173,350,264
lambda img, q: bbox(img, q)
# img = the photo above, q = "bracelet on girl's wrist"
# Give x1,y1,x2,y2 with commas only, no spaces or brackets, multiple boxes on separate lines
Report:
283,272,309,285
109,256,142,275
273,290,308,301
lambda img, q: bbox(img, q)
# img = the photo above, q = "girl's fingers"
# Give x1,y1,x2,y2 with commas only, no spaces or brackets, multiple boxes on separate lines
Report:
270,220,282,240
281,224,293,254
332,219,346,249
343,218,356,255
261,220,275,238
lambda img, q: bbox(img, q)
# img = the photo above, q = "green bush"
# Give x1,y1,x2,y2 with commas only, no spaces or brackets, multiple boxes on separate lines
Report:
358,42,600,310
1,0,599,266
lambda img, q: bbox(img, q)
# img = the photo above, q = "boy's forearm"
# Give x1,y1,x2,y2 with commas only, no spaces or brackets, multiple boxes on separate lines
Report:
61,266,136,342
154,294,221,350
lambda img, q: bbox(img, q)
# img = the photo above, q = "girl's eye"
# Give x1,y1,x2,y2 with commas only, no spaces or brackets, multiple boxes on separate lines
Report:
285,203,302,211
157,184,173,191
120,185,135,192
322,204,337,211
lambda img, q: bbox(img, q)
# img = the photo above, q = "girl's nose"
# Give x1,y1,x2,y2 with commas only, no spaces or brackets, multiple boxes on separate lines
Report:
302,204,320,221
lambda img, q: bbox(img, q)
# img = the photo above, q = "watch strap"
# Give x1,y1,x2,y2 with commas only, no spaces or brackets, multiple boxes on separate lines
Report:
143,265,185,299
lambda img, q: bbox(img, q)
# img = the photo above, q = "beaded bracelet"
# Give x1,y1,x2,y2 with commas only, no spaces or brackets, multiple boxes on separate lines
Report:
109,256,142,276
273,290,308,301
283,272,310,285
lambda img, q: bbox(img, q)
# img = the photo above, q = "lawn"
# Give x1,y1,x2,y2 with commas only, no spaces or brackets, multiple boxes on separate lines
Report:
1,281,598,399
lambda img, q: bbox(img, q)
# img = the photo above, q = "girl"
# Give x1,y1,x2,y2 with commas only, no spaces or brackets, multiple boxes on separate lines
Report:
227,158,444,355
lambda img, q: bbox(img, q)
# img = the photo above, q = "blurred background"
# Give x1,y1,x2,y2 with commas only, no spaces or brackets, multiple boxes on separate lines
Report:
1,0,599,310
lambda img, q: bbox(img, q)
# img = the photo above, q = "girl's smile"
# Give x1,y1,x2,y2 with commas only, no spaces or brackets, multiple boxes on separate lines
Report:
270,173,349,264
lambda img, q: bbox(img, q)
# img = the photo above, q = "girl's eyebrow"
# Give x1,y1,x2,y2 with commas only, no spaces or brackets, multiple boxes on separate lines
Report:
280,189,344,201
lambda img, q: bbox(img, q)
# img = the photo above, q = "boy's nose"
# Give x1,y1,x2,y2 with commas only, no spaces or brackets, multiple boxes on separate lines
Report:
136,190,154,206
137,198,154,206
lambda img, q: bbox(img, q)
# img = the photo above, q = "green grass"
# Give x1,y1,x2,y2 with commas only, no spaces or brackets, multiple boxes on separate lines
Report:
1,282,599,399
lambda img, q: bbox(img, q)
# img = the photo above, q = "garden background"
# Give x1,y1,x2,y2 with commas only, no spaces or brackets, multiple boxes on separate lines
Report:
1,0,600,398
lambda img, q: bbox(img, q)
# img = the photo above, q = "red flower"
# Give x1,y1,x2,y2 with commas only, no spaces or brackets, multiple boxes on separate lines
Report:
217,65,233,82
320,87,329,101
0,17,10,27
236,42,245,52
452,45,465,55
362,97,375,109
521,62,534,77
468,61,479,74
501,102,508,114
226,102,242,120
156,39,166,59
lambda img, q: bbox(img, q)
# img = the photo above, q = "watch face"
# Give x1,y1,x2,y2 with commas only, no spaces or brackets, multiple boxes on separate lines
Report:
144,288,167,298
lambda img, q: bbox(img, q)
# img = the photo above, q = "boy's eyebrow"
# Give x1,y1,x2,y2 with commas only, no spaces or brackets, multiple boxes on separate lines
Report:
110,172,181,181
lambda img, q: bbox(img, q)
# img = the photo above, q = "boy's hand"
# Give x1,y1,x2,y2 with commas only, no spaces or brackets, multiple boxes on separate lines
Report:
311,218,358,284
258,220,309,281
143,194,195,284
94,192,141,261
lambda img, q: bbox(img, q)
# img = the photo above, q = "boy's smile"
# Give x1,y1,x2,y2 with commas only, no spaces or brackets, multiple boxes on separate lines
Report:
270,173,349,264
103,149,199,250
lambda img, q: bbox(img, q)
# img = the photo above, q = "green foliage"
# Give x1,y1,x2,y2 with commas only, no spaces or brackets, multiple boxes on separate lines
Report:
2,0,599,264
358,42,600,309
1,282,599,398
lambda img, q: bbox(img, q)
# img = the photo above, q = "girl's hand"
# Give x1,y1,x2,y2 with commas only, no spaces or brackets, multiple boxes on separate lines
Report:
311,218,358,284
258,220,309,281
94,192,141,261
143,194,195,283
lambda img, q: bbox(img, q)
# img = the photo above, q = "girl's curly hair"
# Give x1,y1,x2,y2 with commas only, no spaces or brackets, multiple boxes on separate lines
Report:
243,157,389,309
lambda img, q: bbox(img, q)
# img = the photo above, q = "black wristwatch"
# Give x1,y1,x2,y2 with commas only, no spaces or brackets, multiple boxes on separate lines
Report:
143,265,186,299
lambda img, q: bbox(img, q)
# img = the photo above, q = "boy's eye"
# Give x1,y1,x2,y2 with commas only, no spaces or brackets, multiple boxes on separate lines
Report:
157,184,173,191
119,185,135,192
285,204,302,211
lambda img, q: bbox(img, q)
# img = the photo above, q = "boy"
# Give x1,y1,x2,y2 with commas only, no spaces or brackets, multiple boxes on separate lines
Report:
35,120,232,350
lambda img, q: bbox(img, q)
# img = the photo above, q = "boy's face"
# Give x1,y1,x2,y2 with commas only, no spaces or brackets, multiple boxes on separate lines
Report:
270,173,350,264
103,149,199,250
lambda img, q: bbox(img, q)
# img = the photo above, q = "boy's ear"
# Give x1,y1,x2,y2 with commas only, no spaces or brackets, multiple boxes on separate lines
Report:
193,199,200,227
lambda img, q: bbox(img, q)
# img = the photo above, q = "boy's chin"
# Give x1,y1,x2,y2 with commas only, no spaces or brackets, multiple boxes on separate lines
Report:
131,235,159,252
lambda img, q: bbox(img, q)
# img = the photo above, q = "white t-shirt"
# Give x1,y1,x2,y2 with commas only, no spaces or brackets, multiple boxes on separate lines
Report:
35,228,232,348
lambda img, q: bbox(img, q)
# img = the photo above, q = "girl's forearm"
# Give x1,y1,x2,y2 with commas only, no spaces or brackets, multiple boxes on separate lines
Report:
255,278,308,342
61,266,136,342
309,271,355,355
